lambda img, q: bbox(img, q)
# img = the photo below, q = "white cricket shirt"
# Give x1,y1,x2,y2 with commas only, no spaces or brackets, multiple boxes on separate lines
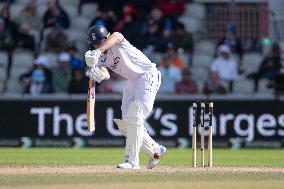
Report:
97,37,156,81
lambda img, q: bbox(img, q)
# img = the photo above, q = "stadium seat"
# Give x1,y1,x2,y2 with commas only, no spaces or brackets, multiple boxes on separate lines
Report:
0,81,4,93
178,52,190,68
231,53,240,64
151,52,162,65
29,29,40,46
195,80,204,93
179,17,202,33
0,51,8,91
9,4,24,20
9,67,31,80
41,52,58,68
261,42,271,56
219,80,230,92
242,53,263,75
0,51,8,67
15,0,30,5
184,3,206,20
71,16,90,31
192,54,213,68
67,29,87,44
6,79,24,94
194,40,216,56
76,41,88,56
60,0,80,6
280,41,284,52
233,79,254,94
190,66,209,82
257,79,274,94
12,50,34,69
64,5,78,19
0,67,6,81
37,4,47,17
81,3,98,18
42,28,53,39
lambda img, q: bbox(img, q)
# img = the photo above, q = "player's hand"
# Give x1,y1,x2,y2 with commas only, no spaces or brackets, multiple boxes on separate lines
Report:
85,49,102,67
86,66,105,83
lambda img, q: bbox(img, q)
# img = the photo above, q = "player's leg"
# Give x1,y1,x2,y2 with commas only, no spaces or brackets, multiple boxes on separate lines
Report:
121,81,135,120
135,69,166,169
115,101,144,169
117,80,160,158
115,74,165,169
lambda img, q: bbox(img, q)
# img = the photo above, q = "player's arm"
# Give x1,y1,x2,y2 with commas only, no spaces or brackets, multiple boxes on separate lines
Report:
99,66,110,80
98,32,124,53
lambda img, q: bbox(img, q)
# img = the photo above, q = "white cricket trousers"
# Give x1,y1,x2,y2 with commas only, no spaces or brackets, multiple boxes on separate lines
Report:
121,68,161,119
120,67,161,158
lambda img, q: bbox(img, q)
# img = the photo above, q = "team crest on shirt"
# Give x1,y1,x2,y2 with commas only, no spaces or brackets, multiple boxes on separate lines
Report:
109,57,120,70
100,56,106,62
92,33,96,40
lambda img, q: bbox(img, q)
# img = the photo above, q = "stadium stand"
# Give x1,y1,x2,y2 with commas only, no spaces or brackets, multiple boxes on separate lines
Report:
0,0,282,96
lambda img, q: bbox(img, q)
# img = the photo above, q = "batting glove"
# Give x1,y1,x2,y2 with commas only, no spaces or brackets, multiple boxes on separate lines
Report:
85,49,102,67
86,66,105,83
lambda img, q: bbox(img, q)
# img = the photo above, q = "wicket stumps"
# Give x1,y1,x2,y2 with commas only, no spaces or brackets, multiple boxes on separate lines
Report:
192,102,213,167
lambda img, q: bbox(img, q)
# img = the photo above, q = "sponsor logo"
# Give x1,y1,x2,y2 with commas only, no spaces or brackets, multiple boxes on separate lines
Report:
101,56,106,62
109,57,120,70
91,81,96,99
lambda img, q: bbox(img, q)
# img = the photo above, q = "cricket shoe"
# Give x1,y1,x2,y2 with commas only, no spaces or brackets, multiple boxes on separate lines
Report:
117,161,140,169
146,145,166,169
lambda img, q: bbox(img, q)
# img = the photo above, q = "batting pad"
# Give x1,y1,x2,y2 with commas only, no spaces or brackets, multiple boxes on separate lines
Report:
114,120,159,159
114,102,144,167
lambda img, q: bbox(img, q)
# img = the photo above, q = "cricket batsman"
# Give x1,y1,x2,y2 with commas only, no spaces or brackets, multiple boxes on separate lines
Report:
84,25,166,169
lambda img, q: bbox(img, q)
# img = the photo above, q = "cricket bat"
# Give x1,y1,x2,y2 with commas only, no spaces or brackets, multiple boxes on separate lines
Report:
87,79,96,132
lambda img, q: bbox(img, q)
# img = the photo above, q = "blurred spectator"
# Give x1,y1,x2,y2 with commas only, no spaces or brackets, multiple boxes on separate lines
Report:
28,69,48,96
141,8,173,38
68,69,88,94
175,70,198,94
129,0,152,19
139,19,168,51
44,28,68,53
158,54,182,93
0,3,18,41
16,0,42,31
218,24,243,60
15,23,35,51
20,55,53,95
247,43,282,92
210,45,238,82
43,0,70,29
89,10,116,33
203,72,227,95
98,71,126,94
170,22,193,55
67,44,85,70
113,5,140,45
0,0,15,4
52,52,71,93
159,42,184,71
154,0,185,20
0,16,15,51
80,0,125,17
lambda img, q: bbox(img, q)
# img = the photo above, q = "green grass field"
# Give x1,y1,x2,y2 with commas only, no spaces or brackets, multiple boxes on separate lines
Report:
0,148,284,189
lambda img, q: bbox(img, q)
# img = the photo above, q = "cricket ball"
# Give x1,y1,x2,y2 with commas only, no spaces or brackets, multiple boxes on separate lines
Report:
153,152,160,159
